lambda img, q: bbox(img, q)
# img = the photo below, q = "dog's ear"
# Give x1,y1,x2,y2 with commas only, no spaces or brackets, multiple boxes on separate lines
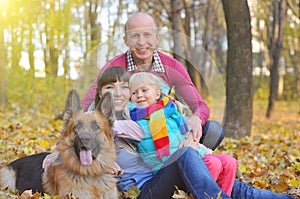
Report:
96,92,115,126
63,89,82,120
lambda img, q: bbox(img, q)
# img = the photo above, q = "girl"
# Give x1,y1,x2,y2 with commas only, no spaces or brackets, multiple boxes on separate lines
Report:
128,72,238,196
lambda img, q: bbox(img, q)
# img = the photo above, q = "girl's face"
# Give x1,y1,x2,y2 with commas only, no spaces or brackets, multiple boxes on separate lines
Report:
100,81,130,113
130,84,161,108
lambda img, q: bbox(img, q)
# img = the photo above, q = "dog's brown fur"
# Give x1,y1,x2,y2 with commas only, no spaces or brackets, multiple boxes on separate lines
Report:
0,89,118,199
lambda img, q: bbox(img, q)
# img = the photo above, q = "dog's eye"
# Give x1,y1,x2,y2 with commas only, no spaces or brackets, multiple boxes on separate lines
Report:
74,121,83,133
91,120,101,132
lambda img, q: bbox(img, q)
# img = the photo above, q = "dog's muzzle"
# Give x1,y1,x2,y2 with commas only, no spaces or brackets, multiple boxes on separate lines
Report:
75,133,100,166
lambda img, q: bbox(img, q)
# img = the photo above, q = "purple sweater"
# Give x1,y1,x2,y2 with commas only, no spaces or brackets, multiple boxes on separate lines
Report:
81,51,210,125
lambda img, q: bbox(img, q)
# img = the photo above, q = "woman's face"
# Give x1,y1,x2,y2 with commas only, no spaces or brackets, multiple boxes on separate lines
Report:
100,81,130,113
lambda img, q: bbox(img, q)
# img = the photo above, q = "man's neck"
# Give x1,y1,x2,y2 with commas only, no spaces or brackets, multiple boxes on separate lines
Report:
137,63,152,71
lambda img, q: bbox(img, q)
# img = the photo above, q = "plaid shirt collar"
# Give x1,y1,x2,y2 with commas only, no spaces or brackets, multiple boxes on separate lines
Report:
126,50,165,73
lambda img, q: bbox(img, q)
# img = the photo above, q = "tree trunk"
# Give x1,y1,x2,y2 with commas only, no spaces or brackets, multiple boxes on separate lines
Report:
11,26,22,69
170,0,184,62
78,0,102,91
222,0,253,138
39,22,48,74
28,24,35,77
0,27,7,108
107,0,122,61
45,1,59,78
266,0,286,118
49,30,59,77
88,0,101,84
294,66,300,99
202,0,216,81
62,1,71,80
182,0,201,93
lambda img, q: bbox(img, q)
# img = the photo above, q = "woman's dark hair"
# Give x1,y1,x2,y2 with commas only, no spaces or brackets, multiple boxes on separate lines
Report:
95,66,130,106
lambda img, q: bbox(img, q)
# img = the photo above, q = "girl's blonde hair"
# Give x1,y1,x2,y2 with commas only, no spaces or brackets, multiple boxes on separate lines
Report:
128,72,169,94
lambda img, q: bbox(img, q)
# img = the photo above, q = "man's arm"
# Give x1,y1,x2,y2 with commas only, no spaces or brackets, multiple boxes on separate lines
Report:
158,52,210,141
82,79,98,112
159,52,210,124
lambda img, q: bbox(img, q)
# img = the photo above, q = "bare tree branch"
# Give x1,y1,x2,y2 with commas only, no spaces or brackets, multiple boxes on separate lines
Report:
286,0,299,18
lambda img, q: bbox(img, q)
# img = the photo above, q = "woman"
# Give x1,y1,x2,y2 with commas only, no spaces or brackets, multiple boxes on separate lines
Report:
89,66,230,198
44,66,295,199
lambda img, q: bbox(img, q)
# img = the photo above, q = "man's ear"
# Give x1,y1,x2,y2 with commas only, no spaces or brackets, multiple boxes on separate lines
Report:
156,33,161,43
123,35,129,47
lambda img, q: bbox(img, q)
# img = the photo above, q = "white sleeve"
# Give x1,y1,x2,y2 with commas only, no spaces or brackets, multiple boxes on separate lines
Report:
113,120,144,141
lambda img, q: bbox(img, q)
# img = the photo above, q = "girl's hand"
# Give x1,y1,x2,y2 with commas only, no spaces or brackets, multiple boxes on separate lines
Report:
179,132,198,150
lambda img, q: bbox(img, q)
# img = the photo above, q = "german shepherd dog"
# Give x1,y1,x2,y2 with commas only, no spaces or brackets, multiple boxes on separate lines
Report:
0,89,118,199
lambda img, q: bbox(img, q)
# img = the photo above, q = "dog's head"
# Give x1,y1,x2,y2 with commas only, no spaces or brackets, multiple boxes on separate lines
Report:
57,89,116,175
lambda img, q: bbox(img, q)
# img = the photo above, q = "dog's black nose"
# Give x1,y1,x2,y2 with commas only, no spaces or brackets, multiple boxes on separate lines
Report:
79,133,92,144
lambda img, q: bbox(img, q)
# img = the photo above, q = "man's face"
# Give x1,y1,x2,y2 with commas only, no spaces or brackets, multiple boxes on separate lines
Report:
124,16,160,66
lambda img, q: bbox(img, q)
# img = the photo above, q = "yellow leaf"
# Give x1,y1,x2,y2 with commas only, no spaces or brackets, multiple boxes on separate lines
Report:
172,185,189,199
127,184,141,199
39,140,49,148
20,189,33,198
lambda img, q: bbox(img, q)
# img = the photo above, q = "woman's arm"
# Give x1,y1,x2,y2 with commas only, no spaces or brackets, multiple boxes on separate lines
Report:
114,120,144,141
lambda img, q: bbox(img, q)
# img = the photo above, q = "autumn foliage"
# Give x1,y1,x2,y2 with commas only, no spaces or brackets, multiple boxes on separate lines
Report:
0,100,299,199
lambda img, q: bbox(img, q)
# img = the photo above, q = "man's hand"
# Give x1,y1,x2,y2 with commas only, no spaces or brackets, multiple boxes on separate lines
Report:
186,115,202,142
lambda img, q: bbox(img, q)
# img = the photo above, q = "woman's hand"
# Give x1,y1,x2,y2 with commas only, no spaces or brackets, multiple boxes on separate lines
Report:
106,162,124,176
42,150,59,171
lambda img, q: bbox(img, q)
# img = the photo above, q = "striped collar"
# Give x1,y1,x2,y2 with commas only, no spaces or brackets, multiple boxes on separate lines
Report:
126,50,165,73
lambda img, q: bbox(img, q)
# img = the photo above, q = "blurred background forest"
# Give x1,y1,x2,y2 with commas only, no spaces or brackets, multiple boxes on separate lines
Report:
0,0,299,130
0,0,299,134
0,0,299,198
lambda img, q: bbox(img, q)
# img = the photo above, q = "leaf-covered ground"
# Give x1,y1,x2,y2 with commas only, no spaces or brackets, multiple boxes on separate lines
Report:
0,100,299,199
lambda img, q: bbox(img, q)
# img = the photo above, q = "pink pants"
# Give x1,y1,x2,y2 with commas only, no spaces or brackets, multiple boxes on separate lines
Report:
203,154,238,196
